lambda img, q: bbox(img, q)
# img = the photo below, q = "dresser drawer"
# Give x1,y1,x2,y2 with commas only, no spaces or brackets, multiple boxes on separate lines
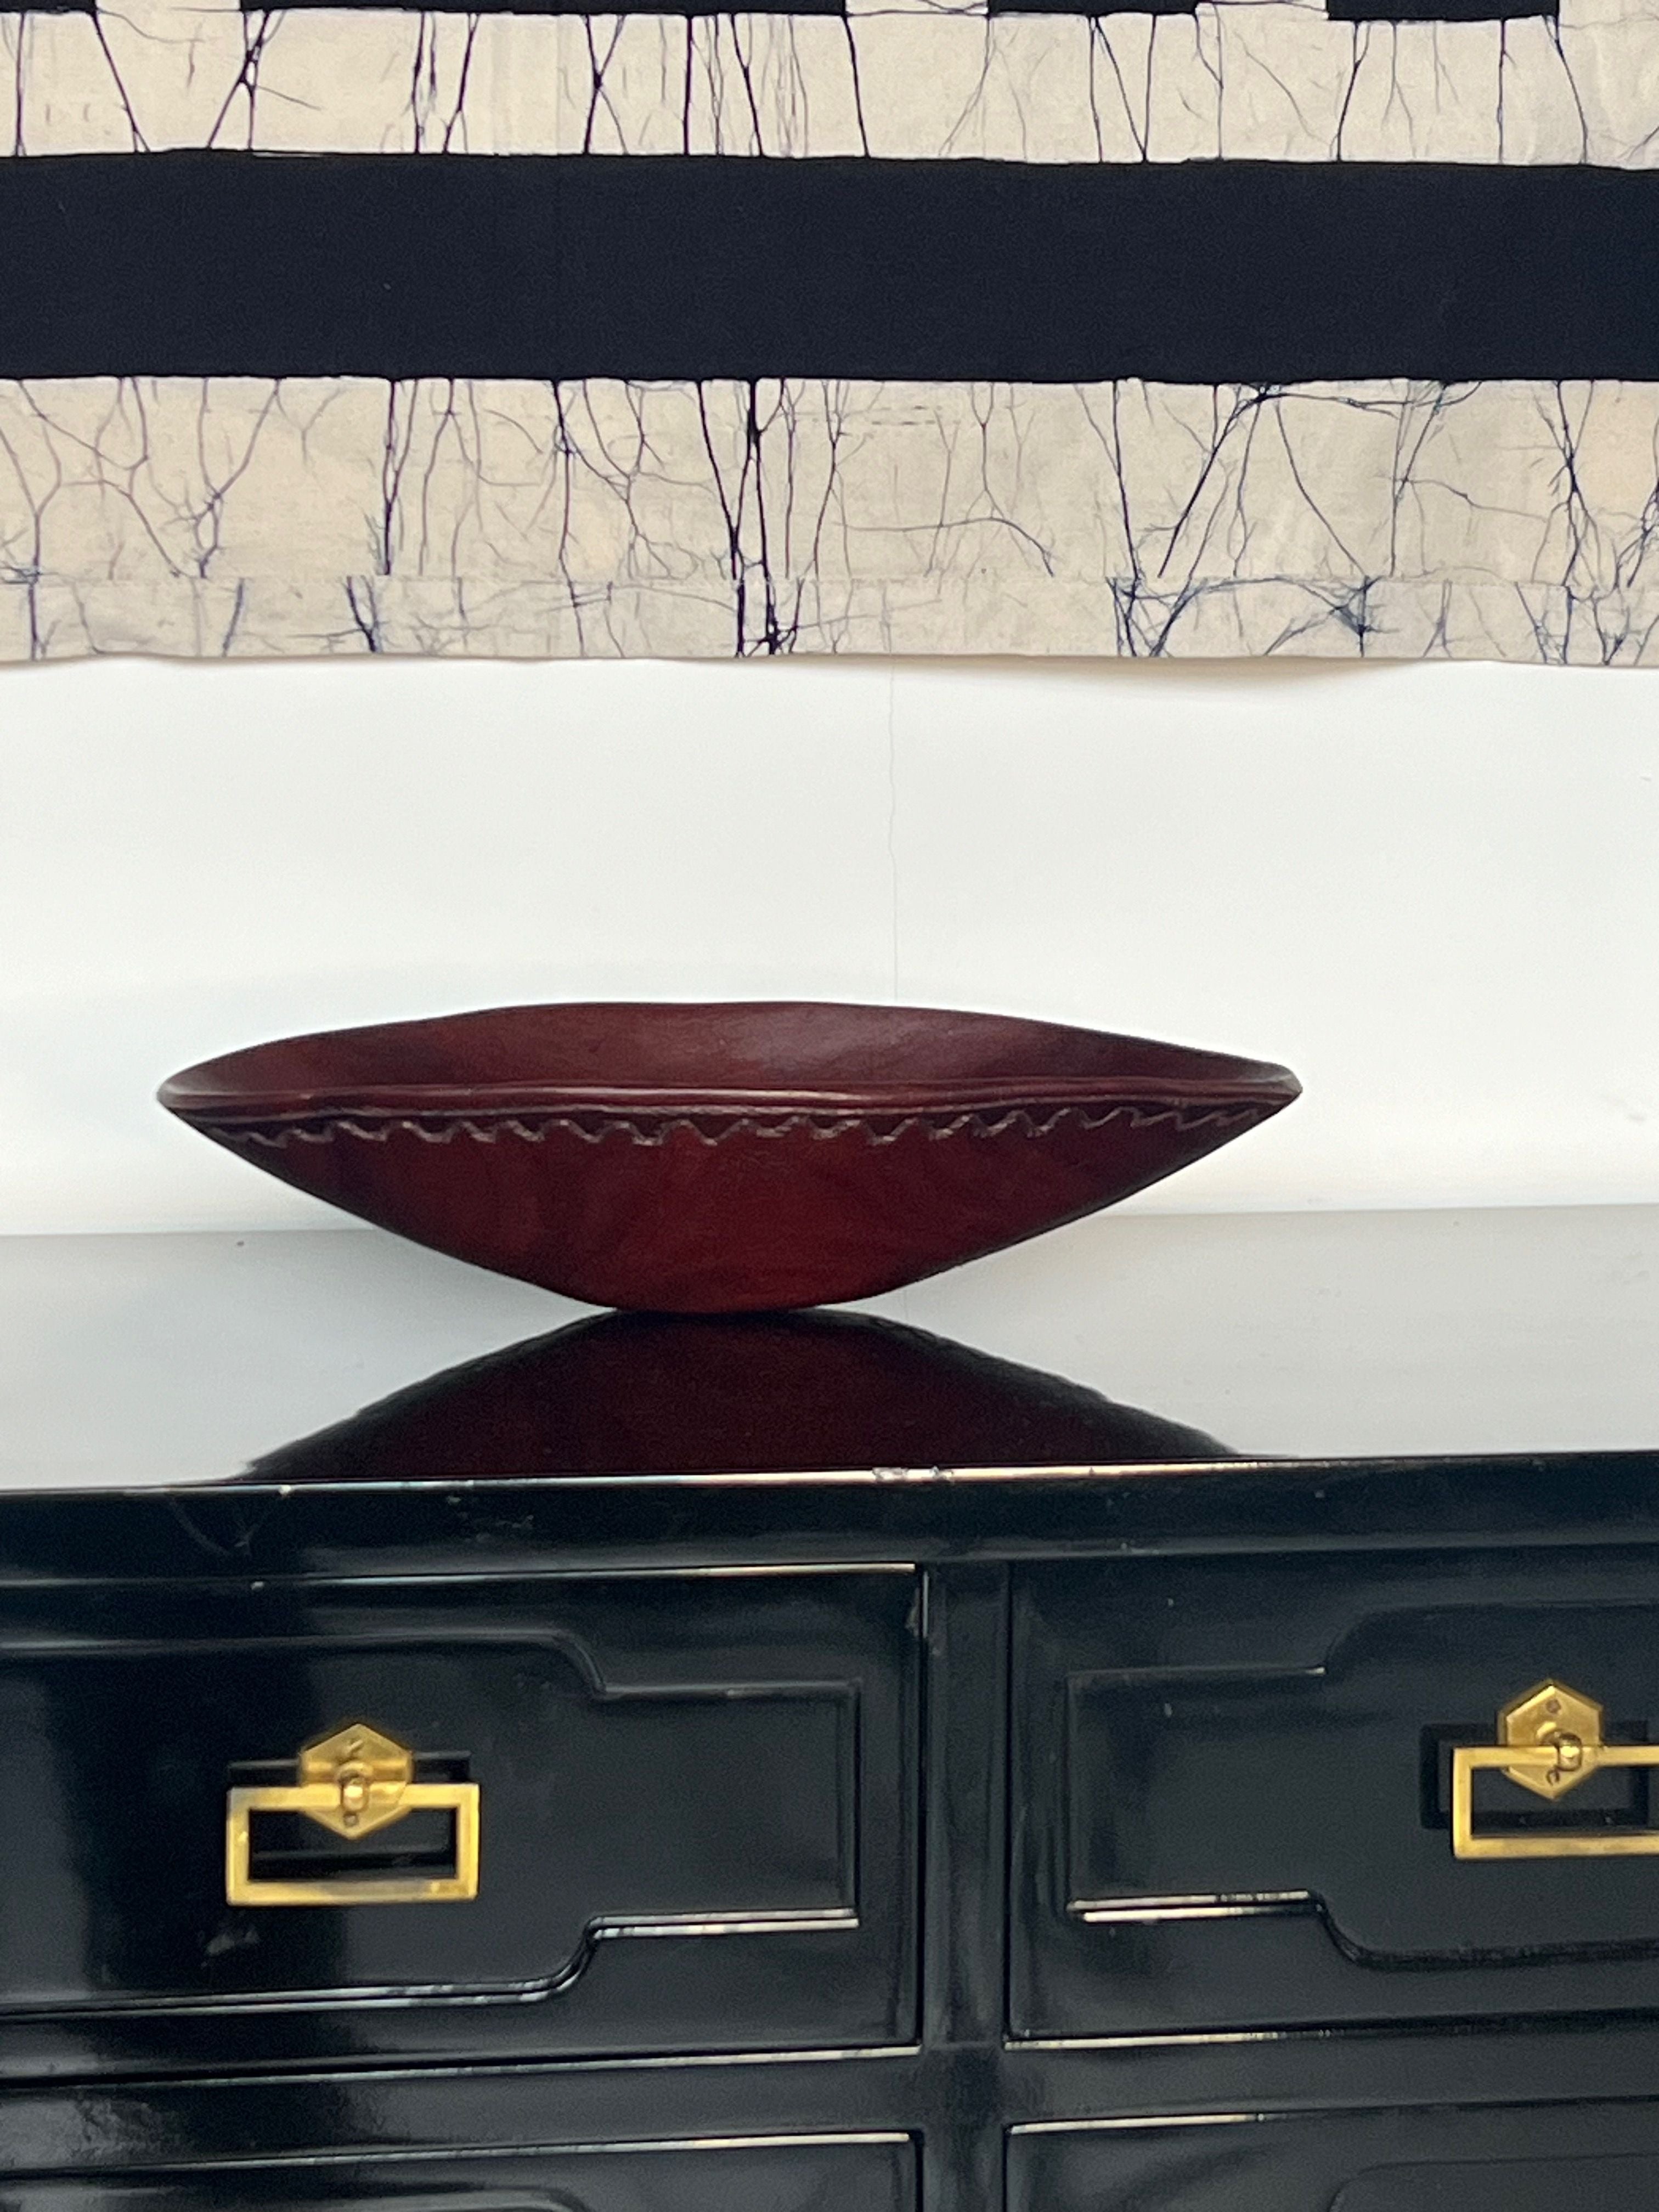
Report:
1013,1549,1659,2035
0,1568,918,2074
2,2134,916,2212
1009,2103,1659,2210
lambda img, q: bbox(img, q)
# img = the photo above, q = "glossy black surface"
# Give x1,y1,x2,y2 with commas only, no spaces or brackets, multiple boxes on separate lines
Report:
9,1206,1657,1479
0,1572,916,2074
4,2137,918,2211
1009,2104,1659,2211
1013,1547,1659,2034
3,1221,1659,2207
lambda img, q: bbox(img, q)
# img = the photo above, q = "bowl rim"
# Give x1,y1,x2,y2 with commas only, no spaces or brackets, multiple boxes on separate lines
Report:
158,1000,1302,1122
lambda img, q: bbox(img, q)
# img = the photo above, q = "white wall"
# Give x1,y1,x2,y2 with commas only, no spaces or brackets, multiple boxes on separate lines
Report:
1,654,1656,1237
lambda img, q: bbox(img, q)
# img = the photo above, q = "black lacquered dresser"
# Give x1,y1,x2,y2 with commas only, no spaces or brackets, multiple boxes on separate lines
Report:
3,1207,1659,2211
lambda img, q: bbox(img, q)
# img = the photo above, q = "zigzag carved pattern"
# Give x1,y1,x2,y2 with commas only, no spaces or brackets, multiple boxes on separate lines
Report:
206,1099,1269,1152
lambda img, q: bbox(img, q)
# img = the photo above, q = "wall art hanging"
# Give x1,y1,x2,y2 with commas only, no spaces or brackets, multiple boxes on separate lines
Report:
1,0,1655,663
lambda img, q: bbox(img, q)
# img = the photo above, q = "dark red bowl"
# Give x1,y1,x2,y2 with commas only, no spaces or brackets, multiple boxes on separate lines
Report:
159,1002,1300,1313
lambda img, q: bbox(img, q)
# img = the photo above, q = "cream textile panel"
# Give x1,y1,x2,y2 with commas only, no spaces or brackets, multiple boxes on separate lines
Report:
2,0,1659,661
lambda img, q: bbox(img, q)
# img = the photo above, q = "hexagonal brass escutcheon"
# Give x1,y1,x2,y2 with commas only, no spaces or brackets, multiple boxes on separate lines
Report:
1499,1679,1605,1801
296,1722,415,1838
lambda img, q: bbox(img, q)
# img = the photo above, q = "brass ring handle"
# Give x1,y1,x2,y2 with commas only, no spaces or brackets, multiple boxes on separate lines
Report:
1453,1743,1659,1860
225,1723,480,1905
1452,1679,1659,1861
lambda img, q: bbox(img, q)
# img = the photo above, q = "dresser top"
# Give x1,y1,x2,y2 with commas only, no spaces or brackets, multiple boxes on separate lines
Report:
1,1204,1656,1496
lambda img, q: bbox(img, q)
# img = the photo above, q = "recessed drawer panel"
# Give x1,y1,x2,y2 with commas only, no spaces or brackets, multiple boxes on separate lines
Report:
1009,2105,1659,2211
0,1569,918,2074
4,2134,917,2212
1013,1549,1659,2035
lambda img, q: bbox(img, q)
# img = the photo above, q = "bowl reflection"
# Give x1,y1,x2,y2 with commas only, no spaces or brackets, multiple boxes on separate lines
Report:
246,1308,1229,1482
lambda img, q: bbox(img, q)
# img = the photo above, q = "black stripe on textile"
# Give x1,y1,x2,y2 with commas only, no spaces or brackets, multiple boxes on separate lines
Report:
992,1,1198,15
1327,0,1552,19
245,0,844,12
0,152,1654,383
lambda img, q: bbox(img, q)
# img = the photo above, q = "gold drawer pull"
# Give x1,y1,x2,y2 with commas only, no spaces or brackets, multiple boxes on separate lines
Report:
1452,1680,1659,1861
226,1723,480,1905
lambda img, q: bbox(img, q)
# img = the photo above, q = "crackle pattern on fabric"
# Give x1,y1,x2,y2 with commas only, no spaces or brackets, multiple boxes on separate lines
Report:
3,0,1659,662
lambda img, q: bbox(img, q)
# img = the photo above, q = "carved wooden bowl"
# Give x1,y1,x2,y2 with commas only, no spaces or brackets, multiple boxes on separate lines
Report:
159,1002,1299,1313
